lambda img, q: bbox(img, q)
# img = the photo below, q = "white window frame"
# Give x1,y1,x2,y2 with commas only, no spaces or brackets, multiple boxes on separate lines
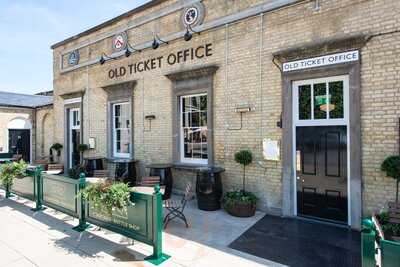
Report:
292,75,351,226
69,108,80,168
112,102,131,158
293,75,349,127
180,93,208,165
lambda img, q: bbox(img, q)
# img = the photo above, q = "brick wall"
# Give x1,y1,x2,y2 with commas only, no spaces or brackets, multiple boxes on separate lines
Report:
52,0,400,216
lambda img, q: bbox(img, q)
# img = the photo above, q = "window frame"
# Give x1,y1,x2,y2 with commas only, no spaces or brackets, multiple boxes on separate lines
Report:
179,93,208,165
293,75,349,127
112,102,131,158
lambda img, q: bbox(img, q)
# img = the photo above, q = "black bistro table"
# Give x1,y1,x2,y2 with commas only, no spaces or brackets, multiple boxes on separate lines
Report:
146,163,173,200
196,166,225,211
108,158,139,186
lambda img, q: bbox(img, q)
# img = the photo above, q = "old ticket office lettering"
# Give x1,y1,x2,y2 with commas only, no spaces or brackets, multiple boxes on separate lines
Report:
108,43,213,79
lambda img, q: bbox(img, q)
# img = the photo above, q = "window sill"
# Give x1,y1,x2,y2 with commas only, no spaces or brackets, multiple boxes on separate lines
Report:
106,157,138,163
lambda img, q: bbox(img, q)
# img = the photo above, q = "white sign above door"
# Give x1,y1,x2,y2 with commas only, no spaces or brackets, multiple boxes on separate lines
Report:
283,50,359,72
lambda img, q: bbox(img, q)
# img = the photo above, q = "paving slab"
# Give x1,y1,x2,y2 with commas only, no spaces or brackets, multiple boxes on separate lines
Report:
0,191,279,267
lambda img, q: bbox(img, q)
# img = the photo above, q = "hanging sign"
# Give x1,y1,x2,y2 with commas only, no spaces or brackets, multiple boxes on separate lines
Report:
112,32,128,52
283,50,359,72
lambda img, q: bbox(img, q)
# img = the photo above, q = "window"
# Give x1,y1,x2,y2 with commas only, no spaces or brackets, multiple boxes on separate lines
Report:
294,75,348,126
71,109,80,128
180,94,208,164
112,102,131,158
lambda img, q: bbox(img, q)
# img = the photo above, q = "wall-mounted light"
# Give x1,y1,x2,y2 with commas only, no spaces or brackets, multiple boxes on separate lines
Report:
125,42,141,57
152,34,168,50
184,25,200,42
145,115,156,120
234,105,252,113
99,52,114,65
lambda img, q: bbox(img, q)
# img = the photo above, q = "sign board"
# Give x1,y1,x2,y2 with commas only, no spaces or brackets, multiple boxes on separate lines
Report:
263,139,280,161
283,50,359,72
112,32,128,52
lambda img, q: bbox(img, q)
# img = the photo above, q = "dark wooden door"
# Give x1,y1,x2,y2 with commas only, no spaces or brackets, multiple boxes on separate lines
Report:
9,129,30,162
296,126,348,223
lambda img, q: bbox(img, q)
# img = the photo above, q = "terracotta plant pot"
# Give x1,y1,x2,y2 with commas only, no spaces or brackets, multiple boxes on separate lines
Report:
225,200,256,218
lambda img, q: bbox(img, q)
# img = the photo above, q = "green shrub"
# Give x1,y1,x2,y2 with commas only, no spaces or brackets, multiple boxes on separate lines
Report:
0,160,28,190
234,150,253,192
381,155,400,202
79,181,132,216
223,190,258,207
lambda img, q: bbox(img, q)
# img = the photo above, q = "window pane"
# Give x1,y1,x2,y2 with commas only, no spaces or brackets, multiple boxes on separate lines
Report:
192,129,201,143
115,105,121,116
184,143,192,158
329,81,344,119
314,83,327,119
120,129,130,153
298,85,311,120
180,94,208,162
200,95,207,111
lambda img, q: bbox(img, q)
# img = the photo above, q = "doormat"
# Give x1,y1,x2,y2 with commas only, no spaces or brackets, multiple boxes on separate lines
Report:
229,215,361,267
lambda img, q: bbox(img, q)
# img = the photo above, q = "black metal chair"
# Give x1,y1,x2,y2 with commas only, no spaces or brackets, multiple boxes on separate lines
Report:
163,183,194,229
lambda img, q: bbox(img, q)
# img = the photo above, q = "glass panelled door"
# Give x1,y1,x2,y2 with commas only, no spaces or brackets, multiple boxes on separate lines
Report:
69,108,80,168
293,76,349,223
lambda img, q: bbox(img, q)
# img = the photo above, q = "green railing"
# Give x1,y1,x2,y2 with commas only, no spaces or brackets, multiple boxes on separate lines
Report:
2,169,169,265
362,218,400,267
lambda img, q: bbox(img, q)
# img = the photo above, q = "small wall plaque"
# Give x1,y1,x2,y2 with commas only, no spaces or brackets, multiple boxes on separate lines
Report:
263,139,280,161
88,137,96,149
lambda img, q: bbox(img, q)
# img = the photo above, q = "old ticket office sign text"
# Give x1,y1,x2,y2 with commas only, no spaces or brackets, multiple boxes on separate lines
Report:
283,50,359,72
108,43,213,79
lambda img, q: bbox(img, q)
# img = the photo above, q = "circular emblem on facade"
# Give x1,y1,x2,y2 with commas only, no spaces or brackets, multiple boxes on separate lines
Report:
68,50,80,66
181,3,205,28
112,32,128,52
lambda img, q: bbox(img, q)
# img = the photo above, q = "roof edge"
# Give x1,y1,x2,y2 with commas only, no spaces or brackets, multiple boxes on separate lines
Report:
51,0,165,50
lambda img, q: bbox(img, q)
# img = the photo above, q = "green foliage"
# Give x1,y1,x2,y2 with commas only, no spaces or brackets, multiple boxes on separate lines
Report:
381,155,400,202
381,156,400,179
77,144,89,152
223,190,258,207
68,165,86,179
0,160,28,189
79,181,132,215
51,143,63,151
234,149,253,192
234,150,253,166
377,211,400,238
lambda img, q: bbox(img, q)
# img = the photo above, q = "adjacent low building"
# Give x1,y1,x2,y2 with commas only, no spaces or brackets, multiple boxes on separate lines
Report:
0,91,53,162
47,0,400,229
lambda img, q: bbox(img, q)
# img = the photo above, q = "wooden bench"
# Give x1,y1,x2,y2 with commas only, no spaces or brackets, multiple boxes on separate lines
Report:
137,176,160,187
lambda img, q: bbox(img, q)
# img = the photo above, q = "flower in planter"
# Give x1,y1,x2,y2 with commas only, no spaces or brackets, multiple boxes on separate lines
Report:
79,180,132,216
50,143,63,156
0,160,28,196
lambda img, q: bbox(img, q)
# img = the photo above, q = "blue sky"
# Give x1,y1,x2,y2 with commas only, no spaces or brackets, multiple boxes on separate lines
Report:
0,0,150,95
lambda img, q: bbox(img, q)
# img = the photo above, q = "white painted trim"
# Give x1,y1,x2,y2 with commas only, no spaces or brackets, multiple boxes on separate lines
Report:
64,97,82,105
112,102,131,158
179,93,208,165
292,75,351,225
69,108,80,168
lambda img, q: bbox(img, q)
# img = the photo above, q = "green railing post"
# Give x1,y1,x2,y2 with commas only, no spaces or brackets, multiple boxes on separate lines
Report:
5,184,10,198
31,166,45,211
145,185,170,265
362,218,377,267
73,172,90,232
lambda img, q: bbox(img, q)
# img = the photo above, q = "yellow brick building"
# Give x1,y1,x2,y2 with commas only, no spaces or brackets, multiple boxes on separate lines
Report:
49,0,400,229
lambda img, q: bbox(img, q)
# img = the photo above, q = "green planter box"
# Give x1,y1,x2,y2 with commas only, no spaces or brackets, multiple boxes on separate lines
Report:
381,239,400,267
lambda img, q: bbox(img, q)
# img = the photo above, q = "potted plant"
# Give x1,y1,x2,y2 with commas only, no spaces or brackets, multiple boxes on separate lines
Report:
50,143,63,163
223,150,258,217
79,180,132,216
77,144,89,164
0,160,28,198
381,155,400,203
68,164,86,179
